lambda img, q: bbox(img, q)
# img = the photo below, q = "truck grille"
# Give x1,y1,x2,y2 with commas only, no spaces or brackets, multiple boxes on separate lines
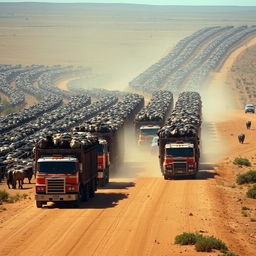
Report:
46,178,65,194
173,162,187,173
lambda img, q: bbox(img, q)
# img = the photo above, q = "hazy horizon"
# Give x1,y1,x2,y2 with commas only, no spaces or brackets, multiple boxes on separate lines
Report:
0,0,256,7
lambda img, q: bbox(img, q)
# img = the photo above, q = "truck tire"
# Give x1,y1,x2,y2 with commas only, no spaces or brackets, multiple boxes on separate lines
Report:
98,179,104,187
81,184,89,201
164,174,169,180
89,180,95,198
106,168,110,184
36,201,43,208
73,191,82,207
190,174,197,179
73,198,81,208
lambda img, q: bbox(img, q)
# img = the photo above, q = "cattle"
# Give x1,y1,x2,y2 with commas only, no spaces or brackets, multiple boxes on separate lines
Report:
12,169,25,189
246,121,251,130
22,166,33,184
238,133,245,144
6,170,14,189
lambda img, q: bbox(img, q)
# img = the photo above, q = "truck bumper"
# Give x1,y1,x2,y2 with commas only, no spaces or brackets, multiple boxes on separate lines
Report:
164,169,196,176
97,171,104,179
35,194,78,202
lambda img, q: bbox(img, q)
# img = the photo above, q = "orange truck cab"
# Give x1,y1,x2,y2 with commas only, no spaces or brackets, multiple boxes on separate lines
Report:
34,141,98,208
97,138,110,186
158,136,200,179
163,143,198,178
138,125,160,145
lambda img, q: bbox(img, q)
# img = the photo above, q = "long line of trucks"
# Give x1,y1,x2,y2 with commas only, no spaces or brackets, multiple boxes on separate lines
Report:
34,93,144,207
33,91,202,208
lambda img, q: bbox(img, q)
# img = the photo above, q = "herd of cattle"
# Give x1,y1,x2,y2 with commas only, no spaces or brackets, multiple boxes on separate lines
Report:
158,92,201,138
129,25,256,94
135,90,173,124
0,65,88,110
0,25,255,189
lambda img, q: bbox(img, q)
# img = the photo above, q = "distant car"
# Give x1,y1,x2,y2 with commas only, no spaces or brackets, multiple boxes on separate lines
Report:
151,136,158,153
245,104,255,113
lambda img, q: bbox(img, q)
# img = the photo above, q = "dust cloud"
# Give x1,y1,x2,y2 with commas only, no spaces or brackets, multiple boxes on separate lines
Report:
113,124,161,178
199,79,236,163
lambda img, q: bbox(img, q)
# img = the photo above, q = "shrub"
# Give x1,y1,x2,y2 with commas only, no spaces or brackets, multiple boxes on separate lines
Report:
195,238,213,252
175,232,202,245
0,190,28,203
0,190,9,203
233,158,251,167
0,206,7,211
236,170,256,184
241,210,249,217
246,185,256,199
195,236,228,252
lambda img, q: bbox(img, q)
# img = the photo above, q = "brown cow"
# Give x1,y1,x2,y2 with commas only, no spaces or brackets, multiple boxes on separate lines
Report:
22,166,33,184
12,169,25,189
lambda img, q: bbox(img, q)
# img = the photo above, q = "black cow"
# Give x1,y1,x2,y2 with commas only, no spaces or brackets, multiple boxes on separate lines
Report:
6,170,14,189
246,121,251,130
238,133,245,144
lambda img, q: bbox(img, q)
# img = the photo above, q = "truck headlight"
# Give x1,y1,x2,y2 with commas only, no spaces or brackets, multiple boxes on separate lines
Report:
67,186,75,191
36,186,45,192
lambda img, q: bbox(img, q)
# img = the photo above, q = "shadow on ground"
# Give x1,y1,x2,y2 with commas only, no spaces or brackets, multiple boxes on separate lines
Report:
99,181,135,190
42,192,129,209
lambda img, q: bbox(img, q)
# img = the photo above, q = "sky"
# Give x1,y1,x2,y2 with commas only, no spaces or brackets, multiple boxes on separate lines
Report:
0,0,256,6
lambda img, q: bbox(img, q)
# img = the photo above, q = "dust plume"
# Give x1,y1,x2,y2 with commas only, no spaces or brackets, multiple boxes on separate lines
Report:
113,124,161,178
199,78,236,163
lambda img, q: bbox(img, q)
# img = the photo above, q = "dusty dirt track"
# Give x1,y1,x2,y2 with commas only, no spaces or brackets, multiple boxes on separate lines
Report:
1,42,256,256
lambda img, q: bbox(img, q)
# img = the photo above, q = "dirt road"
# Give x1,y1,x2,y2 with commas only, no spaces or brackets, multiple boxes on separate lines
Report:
1,40,256,256
0,176,220,256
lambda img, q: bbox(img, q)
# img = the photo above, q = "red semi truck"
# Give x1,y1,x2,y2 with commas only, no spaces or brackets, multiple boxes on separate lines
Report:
158,135,200,179
88,129,123,186
34,134,98,208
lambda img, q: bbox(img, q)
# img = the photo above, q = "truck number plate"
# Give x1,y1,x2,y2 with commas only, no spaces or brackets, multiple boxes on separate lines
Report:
52,195,60,200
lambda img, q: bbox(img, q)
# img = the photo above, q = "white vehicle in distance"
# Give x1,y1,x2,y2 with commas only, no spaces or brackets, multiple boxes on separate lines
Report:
151,136,158,153
245,104,255,113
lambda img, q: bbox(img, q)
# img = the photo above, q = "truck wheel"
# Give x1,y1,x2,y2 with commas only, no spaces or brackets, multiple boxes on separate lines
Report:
89,180,95,198
73,190,82,208
36,201,43,208
106,168,110,183
190,174,197,179
98,179,104,187
81,184,89,201
164,174,169,180
73,198,81,208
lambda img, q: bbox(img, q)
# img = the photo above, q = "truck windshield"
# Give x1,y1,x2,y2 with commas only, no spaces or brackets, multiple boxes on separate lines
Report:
38,162,76,174
166,148,194,157
98,144,104,154
140,128,159,136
